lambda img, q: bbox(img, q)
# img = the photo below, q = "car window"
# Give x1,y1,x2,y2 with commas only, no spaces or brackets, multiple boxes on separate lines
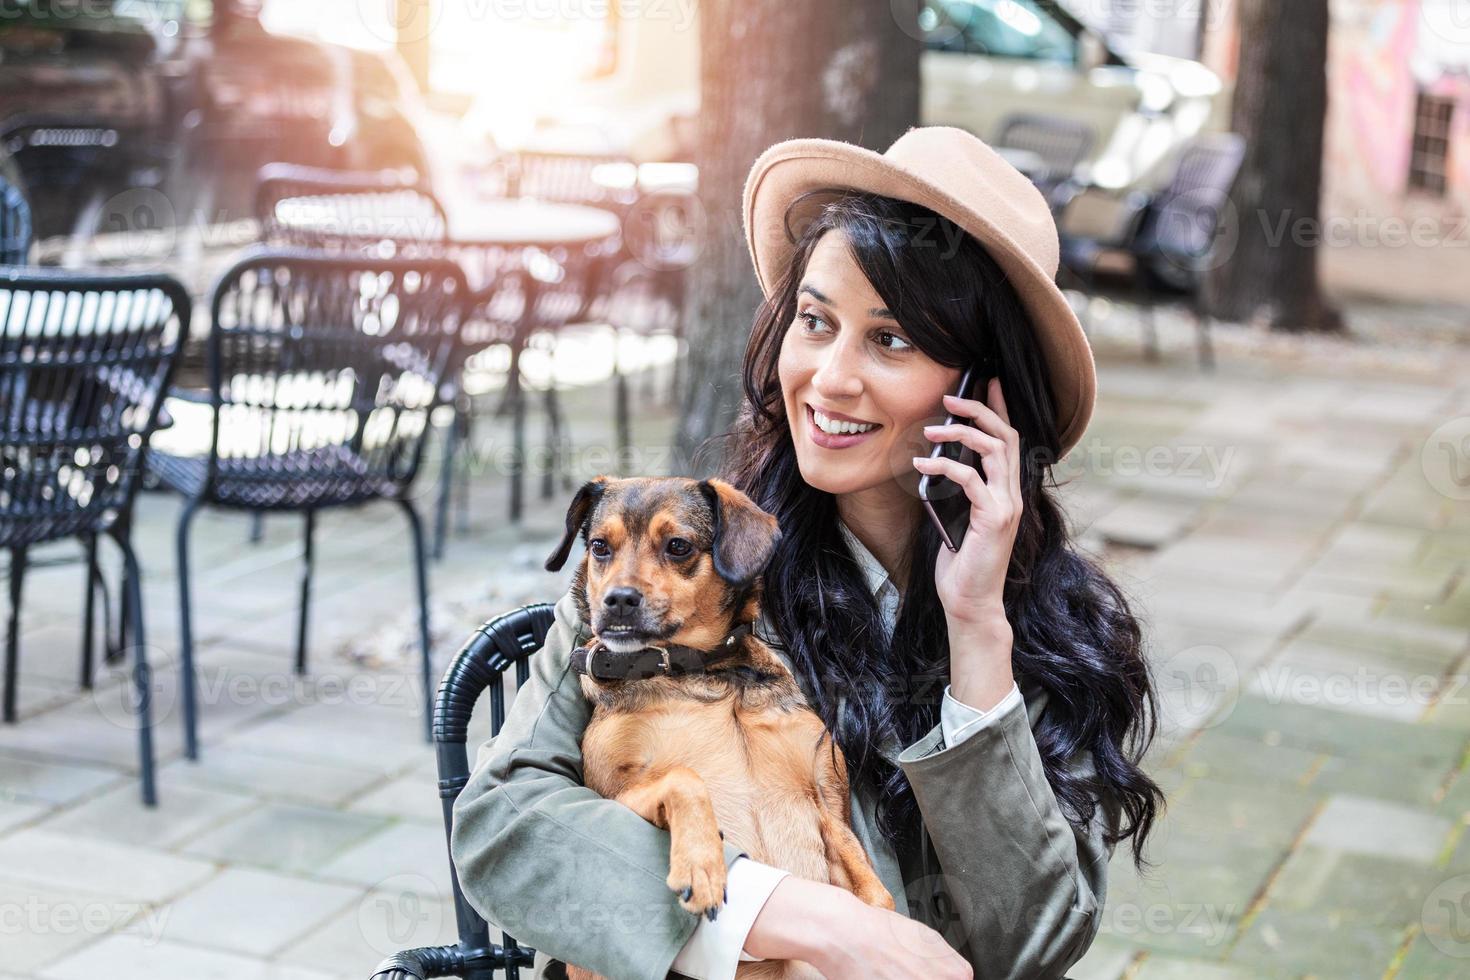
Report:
921,0,1078,64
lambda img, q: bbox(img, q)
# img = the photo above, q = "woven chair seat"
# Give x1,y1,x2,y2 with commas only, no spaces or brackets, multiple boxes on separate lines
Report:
149,445,398,511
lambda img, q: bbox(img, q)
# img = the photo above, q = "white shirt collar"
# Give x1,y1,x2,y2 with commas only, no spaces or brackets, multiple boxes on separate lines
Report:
837,519,901,630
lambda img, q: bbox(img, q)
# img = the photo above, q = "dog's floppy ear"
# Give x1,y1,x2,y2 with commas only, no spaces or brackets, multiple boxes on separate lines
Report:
697,478,781,587
545,477,610,571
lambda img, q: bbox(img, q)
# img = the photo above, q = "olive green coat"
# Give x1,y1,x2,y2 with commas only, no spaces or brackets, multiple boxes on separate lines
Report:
450,589,1117,979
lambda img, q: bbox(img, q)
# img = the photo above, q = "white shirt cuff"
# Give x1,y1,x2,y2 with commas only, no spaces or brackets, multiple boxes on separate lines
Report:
941,680,1023,746
670,856,790,979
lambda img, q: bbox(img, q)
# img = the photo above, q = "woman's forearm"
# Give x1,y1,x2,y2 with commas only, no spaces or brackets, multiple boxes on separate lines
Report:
743,875,851,963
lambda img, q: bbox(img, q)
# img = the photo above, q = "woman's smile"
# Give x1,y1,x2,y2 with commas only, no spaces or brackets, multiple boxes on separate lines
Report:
807,403,882,448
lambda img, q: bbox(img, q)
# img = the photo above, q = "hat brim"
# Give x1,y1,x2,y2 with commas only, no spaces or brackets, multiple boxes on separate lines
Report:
742,137,1095,457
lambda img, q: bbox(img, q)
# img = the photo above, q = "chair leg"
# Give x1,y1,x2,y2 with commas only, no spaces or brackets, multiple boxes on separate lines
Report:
98,560,121,666
5,546,26,724
296,509,315,676
112,528,157,807
397,500,434,742
542,383,569,500
508,336,526,523
1134,274,1160,362
176,497,203,761
455,405,474,535
249,511,264,544
433,400,462,562
613,328,632,471
81,535,98,690
1193,297,1215,371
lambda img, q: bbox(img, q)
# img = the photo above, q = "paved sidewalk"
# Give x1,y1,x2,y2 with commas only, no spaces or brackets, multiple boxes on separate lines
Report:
1,309,1468,979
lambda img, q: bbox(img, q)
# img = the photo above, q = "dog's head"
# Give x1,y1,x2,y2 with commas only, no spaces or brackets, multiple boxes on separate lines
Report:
545,476,781,653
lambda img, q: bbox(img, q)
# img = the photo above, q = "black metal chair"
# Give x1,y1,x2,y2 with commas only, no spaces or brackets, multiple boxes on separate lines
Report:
255,163,450,250
1,175,32,265
245,165,455,545
992,113,1095,213
1058,133,1247,368
149,248,467,757
370,602,554,980
1,172,126,687
434,230,618,552
598,188,698,464
1,268,189,806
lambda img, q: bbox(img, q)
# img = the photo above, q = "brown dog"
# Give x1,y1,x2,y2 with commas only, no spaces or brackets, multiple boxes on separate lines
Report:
544,476,895,980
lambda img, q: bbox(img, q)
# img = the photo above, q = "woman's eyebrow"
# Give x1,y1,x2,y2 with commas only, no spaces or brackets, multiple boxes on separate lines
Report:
798,283,897,321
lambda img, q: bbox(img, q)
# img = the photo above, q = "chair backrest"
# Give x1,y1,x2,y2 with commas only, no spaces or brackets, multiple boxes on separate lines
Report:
992,113,1094,188
0,269,188,548
370,603,555,979
496,150,636,210
1,176,33,266
254,163,449,249
1136,132,1247,261
202,248,466,500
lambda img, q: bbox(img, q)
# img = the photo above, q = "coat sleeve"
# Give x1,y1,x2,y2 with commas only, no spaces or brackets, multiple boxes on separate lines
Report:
895,684,1119,980
450,589,752,979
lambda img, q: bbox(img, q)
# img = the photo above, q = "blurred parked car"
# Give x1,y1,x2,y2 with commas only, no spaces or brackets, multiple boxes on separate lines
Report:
0,0,431,241
457,0,1223,198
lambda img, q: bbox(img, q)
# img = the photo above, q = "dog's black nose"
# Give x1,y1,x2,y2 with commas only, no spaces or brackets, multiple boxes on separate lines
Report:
603,587,643,614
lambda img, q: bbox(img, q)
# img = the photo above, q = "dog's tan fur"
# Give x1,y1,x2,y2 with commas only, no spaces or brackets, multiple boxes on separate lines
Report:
545,476,895,980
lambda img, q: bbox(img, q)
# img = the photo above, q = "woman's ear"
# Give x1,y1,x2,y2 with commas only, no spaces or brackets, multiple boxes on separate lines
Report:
545,477,611,571
697,479,782,587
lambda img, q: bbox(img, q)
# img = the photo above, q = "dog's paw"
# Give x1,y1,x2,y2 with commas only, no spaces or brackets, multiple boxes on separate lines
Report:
855,879,897,911
667,840,727,920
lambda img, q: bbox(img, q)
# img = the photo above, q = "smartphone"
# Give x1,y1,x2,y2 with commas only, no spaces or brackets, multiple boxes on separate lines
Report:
918,360,991,552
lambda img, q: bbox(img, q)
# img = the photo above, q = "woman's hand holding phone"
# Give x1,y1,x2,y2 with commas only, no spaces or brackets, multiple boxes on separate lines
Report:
911,374,1022,712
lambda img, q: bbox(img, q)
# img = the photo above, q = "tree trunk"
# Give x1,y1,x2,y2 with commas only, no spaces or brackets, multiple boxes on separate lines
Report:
673,0,923,475
395,0,432,92
1204,0,1341,332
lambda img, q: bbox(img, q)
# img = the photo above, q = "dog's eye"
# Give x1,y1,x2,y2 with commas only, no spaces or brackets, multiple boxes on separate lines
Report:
589,539,611,559
665,537,692,558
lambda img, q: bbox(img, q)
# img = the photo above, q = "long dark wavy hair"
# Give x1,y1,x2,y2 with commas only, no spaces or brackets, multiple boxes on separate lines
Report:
713,191,1163,869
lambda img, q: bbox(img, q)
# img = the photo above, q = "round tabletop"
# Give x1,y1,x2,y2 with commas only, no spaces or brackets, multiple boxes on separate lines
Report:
590,161,699,196
447,198,622,247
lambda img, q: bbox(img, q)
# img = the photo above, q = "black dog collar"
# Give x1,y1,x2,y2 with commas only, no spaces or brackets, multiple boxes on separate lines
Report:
571,623,754,681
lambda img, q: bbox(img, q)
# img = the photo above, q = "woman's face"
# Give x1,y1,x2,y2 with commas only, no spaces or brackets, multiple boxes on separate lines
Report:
778,230,962,498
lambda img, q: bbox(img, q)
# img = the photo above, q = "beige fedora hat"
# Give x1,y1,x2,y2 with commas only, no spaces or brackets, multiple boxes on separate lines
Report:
742,125,1096,457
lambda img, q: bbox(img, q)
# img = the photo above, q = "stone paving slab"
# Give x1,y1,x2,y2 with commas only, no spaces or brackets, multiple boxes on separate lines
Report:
0,313,1466,978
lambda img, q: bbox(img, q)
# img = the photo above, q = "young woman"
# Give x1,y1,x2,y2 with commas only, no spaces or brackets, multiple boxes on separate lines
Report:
452,127,1162,980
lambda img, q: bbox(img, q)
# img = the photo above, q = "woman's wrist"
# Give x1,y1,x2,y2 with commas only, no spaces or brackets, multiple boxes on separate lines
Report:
946,610,1015,712
743,874,859,965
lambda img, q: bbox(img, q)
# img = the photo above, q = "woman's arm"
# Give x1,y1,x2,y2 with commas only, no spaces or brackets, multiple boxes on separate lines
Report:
896,681,1118,980
449,589,751,979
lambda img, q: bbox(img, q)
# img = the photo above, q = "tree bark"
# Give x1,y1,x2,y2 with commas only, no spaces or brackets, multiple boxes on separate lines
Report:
1204,0,1341,332
673,0,923,475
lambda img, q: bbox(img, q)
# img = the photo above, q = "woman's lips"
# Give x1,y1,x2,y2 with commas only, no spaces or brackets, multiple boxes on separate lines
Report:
806,404,882,449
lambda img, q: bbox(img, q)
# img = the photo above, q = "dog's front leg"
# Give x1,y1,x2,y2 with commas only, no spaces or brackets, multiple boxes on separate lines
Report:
812,734,897,911
618,765,728,920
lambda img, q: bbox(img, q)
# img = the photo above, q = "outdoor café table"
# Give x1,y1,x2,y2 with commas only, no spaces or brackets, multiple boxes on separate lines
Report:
589,160,699,198
442,198,623,521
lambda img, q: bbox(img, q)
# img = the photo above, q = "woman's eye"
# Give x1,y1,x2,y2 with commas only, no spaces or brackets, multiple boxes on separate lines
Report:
666,537,692,558
590,539,611,559
796,310,829,333
876,330,912,350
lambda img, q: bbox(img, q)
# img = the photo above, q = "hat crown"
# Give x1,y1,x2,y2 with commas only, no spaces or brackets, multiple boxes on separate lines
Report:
881,126,1059,276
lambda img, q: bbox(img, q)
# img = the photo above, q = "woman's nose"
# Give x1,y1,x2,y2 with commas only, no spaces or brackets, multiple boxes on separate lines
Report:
811,343,864,400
